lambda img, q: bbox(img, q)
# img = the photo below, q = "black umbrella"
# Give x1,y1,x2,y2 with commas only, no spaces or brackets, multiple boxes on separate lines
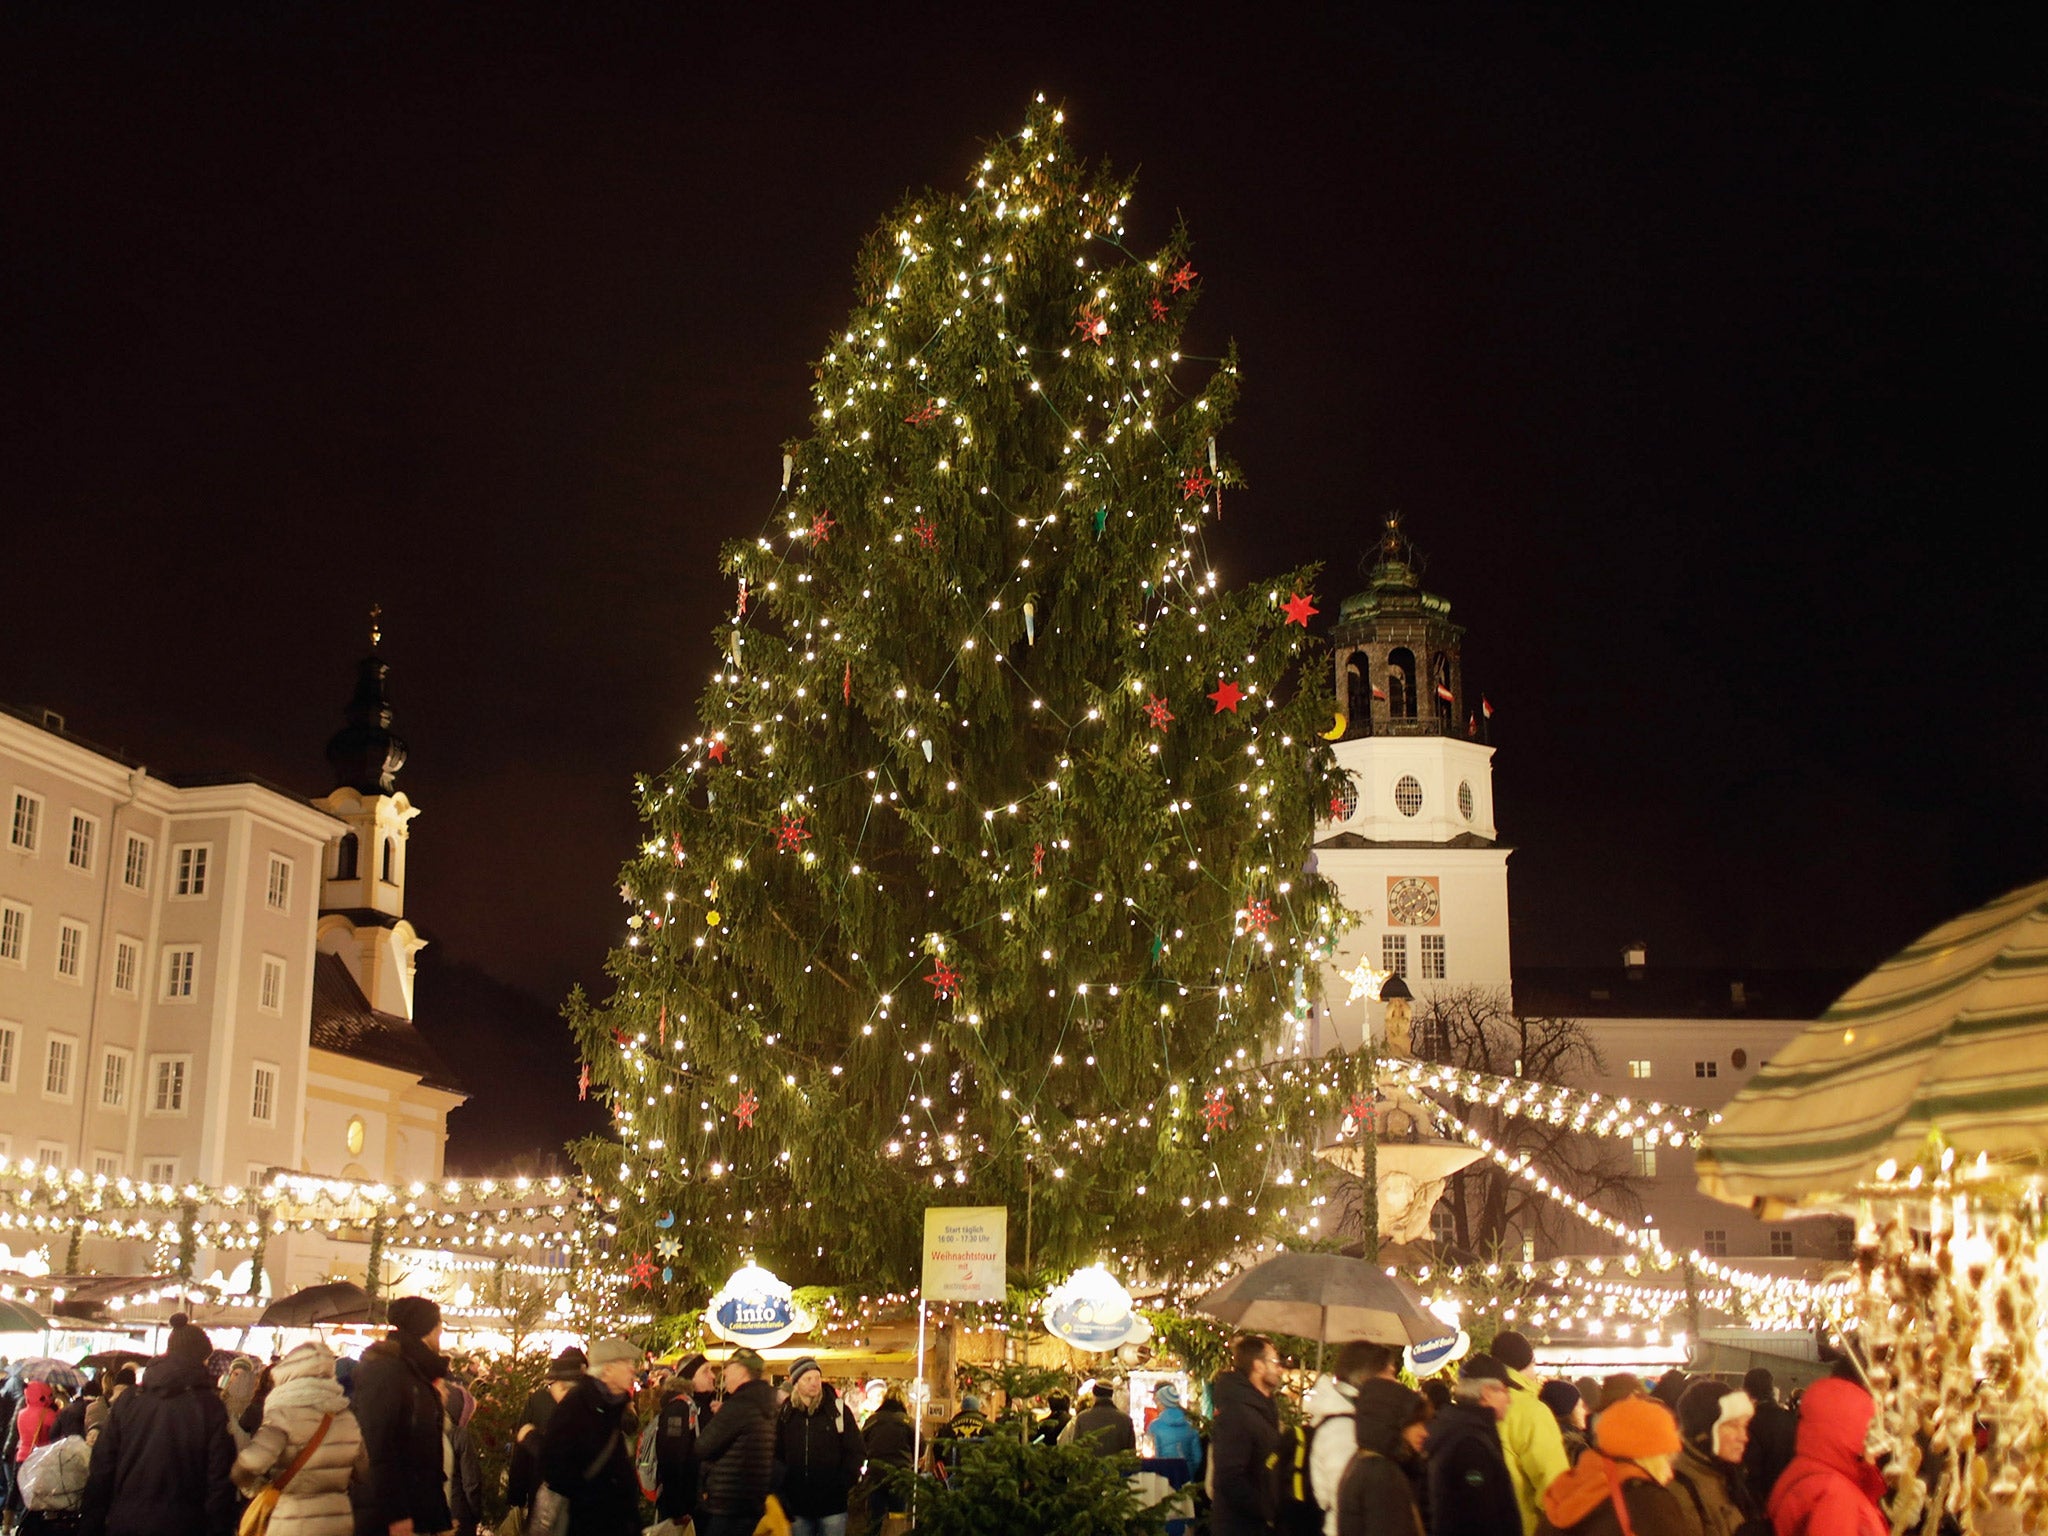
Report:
77,1349,152,1371
258,1280,378,1327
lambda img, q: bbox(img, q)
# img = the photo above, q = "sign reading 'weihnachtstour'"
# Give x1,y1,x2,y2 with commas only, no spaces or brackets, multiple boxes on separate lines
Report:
920,1206,1007,1303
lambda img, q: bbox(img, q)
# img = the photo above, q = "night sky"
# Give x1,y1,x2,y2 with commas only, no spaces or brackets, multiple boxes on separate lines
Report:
6,9,2043,1159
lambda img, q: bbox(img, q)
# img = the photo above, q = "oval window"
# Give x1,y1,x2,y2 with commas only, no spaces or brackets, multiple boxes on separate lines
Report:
1394,776,1424,816
345,1116,366,1156
1458,781,1475,821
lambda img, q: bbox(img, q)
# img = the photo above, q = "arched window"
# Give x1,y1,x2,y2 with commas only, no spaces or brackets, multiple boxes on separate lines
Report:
333,833,358,881
381,837,396,884
1387,648,1417,720
1344,655,1373,736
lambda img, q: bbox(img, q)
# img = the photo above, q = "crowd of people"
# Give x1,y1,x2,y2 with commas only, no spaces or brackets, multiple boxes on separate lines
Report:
0,1309,1994,1536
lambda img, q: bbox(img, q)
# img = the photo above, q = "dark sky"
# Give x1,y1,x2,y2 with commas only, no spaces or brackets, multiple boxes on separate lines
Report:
6,9,2044,1137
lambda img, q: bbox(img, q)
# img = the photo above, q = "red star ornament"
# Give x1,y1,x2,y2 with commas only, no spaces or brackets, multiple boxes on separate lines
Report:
809,509,836,543
776,813,811,852
735,1089,759,1129
1281,591,1319,627
926,960,960,1000
1179,467,1214,501
1169,262,1198,293
707,738,729,764
1345,1092,1371,1126
1242,898,1274,934
1208,678,1243,714
1329,794,1349,821
911,515,938,548
1149,295,1169,321
904,399,943,426
627,1252,656,1289
1203,1088,1232,1131
1075,303,1107,344
1143,695,1175,731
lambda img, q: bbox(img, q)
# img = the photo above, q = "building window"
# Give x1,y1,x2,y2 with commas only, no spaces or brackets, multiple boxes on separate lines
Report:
142,1157,178,1185
101,1048,130,1109
151,1056,189,1114
1694,1060,1718,1079
1631,1133,1657,1177
381,837,397,883
259,955,286,1015
171,844,210,898
56,920,86,981
1458,780,1475,821
92,1152,121,1180
35,1142,67,1171
266,854,293,912
1382,934,1408,976
44,1035,75,1100
162,946,198,1000
1703,1229,1728,1257
67,812,97,872
112,937,140,996
10,791,42,853
1392,776,1424,817
1419,933,1447,980
250,1064,278,1125
1769,1228,1795,1258
0,1021,16,1088
334,832,359,881
1430,1203,1457,1247
122,834,152,892
0,902,27,965
1627,1059,1653,1079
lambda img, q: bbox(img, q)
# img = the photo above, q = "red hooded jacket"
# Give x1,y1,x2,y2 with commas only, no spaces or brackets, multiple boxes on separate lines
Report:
14,1381,59,1461
1766,1378,1886,1536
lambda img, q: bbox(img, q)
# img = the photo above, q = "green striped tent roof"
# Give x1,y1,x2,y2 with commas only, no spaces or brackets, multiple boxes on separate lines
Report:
1697,876,2048,1213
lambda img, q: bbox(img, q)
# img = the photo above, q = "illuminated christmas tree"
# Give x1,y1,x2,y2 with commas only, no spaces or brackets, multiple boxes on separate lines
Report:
572,98,1350,1293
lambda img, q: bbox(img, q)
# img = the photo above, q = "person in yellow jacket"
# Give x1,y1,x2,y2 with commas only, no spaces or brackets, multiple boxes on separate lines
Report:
1490,1332,1571,1534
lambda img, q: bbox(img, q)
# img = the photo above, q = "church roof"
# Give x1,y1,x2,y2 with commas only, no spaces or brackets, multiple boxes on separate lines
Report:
309,952,466,1094
1513,964,1857,1021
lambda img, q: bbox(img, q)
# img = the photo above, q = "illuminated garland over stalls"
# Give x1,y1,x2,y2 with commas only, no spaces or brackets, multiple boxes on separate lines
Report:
570,97,1353,1289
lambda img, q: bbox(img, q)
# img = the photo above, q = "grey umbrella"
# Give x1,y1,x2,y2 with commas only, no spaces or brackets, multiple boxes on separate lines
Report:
0,1298,49,1334
1194,1252,1454,1353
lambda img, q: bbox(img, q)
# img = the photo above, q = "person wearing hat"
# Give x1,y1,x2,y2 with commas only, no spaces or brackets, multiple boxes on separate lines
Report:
1764,1377,1885,1536
81,1323,237,1536
1491,1332,1571,1534
1424,1354,1521,1536
694,1351,777,1536
772,1356,865,1536
652,1353,718,1526
1736,1369,1794,1508
353,1296,453,1536
507,1349,590,1519
1146,1384,1201,1478
1307,1341,1396,1533
1539,1381,1590,1465
1668,1382,1761,1536
1534,1396,1689,1535
1335,1377,1427,1536
1069,1381,1136,1456
537,1338,642,1536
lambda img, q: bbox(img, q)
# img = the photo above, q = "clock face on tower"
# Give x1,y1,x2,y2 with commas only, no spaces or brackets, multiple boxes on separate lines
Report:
1387,875,1441,927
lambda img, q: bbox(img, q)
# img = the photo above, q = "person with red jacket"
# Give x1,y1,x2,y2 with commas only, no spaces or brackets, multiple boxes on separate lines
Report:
1767,1378,1886,1536
13,1383,61,1465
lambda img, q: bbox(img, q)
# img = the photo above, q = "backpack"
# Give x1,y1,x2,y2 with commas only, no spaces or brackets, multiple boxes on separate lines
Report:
1275,1422,1325,1536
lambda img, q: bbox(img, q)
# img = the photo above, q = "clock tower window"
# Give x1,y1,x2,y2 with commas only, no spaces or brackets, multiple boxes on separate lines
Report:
1387,648,1417,720
1382,934,1408,976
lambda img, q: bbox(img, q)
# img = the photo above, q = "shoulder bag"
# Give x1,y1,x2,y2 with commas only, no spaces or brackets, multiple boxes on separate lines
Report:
529,1430,621,1536
239,1414,334,1536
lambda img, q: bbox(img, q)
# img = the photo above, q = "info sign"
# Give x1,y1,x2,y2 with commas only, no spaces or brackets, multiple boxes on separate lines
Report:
920,1206,1007,1303
706,1260,815,1350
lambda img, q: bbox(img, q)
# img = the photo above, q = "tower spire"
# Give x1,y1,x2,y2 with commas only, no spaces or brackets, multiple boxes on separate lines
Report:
325,616,408,795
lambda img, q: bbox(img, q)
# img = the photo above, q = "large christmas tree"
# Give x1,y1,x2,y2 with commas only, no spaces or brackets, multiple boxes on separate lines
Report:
573,98,1350,1294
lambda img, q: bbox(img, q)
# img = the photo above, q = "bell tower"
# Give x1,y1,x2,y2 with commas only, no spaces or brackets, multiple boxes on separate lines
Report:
313,608,426,1017
1314,517,1512,1048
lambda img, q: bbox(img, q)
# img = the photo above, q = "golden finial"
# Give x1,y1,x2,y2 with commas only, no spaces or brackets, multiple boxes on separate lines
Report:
369,603,384,650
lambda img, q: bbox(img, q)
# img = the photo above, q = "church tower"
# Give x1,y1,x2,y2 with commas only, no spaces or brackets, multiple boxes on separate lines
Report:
1315,516,1512,1048
313,610,426,1018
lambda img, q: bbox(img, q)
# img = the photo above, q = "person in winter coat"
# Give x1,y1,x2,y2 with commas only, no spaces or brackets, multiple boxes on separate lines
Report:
1148,1385,1203,1478
352,1296,453,1536
1739,1371,1796,1510
1669,1381,1762,1536
80,1323,237,1536
1491,1333,1572,1536
537,1338,642,1536
240,1365,276,1441
652,1353,717,1525
507,1350,587,1518
1425,1355,1522,1536
1539,1383,1590,1467
1032,1392,1071,1447
1069,1383,1136,1456
221,1360,260,1451
86,1371,135,1446
857,1395,915,1524
772,1357,865,1536
1208,1335,1284,1536
1764,1377,1886,1536
1336,1378,1426,1536
1308,1342,1395,1532
230,1340,363,1536
693,1351,777,1536
1533,1398,1690,1536
14,1383,59,1464
437,1381,484,1536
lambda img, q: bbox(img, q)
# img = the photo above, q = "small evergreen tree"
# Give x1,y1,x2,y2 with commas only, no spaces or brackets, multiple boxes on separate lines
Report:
572,98,1348,1292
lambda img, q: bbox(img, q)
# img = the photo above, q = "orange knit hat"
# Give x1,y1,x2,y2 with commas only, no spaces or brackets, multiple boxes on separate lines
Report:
1595,1397,1682,1460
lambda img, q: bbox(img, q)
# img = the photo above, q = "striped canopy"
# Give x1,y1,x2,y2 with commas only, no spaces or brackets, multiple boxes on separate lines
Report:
1697,877,2048,1214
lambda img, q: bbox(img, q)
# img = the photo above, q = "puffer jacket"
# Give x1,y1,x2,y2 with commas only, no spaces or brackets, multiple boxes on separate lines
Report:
81,1353,237,1536
231,1342,363,1536
1535,1450,1691,1536
1765,1379,1885,1536
15,1382,60,1462
1149,1405,1203,1477
1336,1378,1426,1536
351,1333,452,1536
693,1378,777,1520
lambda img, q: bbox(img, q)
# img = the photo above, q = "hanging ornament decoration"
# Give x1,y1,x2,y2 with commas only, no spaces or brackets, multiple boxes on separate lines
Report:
809,509,836,543
1075,302,1108,344
578,1064,590,1101
1207,678,1243,714
1241,898,1275,935
925,959,961,1000
921,738,935,762
903,399,944,426
1179,467,1214,502
911,515,938,548
1142,695,1175,731
1092,506,1108,536
707,738,729,764
655,1235,680,1261
1023,598,1037,645
775,813,811,852
1281,591,1320,627
735,1090,759,1129
1203,1088,1233,1131
1321,712,1348,741
736,578,748,616
1345,1092,1373,1126
1149,295,1169,321
1168,261,1198,293
658,1004,667,1045
654,1210,677,1229
705,908,721,925
843,661,852,703
1032,842,1046,877
627,1252,656,1289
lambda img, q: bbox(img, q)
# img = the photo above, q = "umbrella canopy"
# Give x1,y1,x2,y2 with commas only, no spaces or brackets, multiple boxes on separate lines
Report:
258,1280,377,1328
6,1357,85,1393
1194,1252,1454,1347
1698,876,2048,1214
0,1298,49,1333
77,1349,152,1371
